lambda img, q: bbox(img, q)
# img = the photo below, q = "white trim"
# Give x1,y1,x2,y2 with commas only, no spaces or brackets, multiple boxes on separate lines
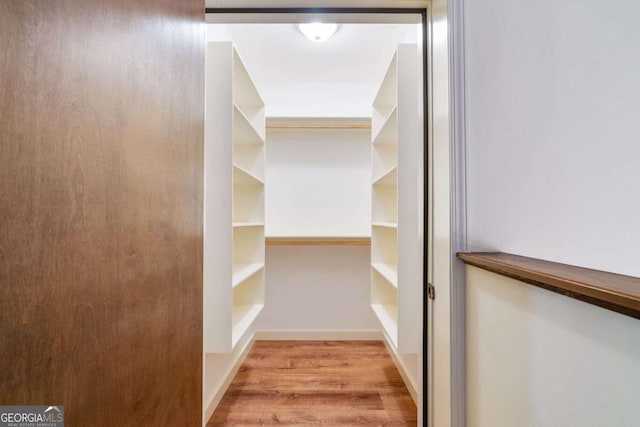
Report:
205,1,430,12
207,0,431,6
203,333,255,423
255,330,382,341
207,13,422,24
382,336,418,404
449,0,467,426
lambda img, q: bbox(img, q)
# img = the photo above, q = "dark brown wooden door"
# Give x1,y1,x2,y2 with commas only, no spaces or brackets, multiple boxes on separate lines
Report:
0,1,204,425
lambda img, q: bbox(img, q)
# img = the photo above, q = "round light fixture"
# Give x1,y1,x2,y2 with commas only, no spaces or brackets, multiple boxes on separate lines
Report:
298,23,338,42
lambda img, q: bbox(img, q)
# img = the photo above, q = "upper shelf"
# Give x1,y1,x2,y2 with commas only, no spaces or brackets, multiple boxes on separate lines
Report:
457,252,640,320
233,164,264,186
372,106,397,145
233,49,264,109
373,52,398,108
373,166,397,186
234,105,265,145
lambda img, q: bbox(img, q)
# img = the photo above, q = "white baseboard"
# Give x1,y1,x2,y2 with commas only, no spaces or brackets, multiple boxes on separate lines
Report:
203,333,255,425
254,330,383,341
382,336,418,404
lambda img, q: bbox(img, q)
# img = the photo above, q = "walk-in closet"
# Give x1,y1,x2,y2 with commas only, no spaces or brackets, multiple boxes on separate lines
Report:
203,14,426,425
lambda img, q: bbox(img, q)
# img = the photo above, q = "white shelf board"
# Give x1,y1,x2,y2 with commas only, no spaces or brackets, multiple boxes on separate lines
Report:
232,263,264,288
373,52,397,108
372,262,398,288
232,222,265,228
233,164,264,186
371,303,398,347
372,106,397,145
232,303,264,348
372,165,397,186
372,222,398,229
234,104,265,145
233,49,264,108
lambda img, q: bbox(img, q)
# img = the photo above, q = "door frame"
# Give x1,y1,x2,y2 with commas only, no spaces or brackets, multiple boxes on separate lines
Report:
203,7,454,427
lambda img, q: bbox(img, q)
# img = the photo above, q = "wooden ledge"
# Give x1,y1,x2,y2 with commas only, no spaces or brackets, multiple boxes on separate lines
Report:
266,237,371,246
457,252,640,319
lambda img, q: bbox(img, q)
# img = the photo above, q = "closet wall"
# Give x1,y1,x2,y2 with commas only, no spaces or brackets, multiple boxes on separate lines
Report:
259,124,377,333
464,0,640,425
265,126,371,238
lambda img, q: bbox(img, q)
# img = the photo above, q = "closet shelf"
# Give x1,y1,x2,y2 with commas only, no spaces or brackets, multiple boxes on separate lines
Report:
372,222,398,229
233,164,264,185
371,304,398,347
370,44,421,354
234,104,265,145
372,165,397,186
372,262,398,288
232,263,264,288
372,106,398,145
233,222,265,228
232,49,265,108
232,304,264,347
205,42,265,354
373,52,398,108
266,236,371,246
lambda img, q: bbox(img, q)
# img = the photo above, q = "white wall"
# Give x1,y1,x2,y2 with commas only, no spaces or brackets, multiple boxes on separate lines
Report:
466,266,640,427
266,127,371,238
464,0,640,425
258,245,378,331
465,0,640,276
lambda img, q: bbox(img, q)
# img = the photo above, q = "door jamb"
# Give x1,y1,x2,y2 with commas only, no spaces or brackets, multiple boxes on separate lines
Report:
204,7,438,426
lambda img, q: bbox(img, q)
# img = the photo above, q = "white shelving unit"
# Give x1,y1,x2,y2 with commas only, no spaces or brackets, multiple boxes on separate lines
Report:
204,42,265,353
370,45,421,354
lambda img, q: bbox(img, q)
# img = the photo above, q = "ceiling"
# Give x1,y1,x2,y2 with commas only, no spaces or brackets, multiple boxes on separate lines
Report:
207,23,417,117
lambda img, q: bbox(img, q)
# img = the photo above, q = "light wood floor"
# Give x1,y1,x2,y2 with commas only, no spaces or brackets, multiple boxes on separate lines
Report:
208,340,417,426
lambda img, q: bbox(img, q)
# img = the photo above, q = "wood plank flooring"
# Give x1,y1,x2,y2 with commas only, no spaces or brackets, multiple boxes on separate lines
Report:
208,341,417,426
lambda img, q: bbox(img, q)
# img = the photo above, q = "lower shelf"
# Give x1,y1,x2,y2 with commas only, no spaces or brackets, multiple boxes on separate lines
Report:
266,236,371,246
371,303,398,348
232,303,264,347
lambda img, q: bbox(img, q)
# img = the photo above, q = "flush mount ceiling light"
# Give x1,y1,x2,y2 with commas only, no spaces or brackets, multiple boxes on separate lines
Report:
298,23,338,42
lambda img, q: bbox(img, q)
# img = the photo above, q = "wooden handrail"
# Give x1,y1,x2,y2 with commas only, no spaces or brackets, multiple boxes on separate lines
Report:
457,252,640,319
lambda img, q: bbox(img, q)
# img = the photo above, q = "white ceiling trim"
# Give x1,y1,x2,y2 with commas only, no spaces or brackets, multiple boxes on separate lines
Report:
206,13,421,24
